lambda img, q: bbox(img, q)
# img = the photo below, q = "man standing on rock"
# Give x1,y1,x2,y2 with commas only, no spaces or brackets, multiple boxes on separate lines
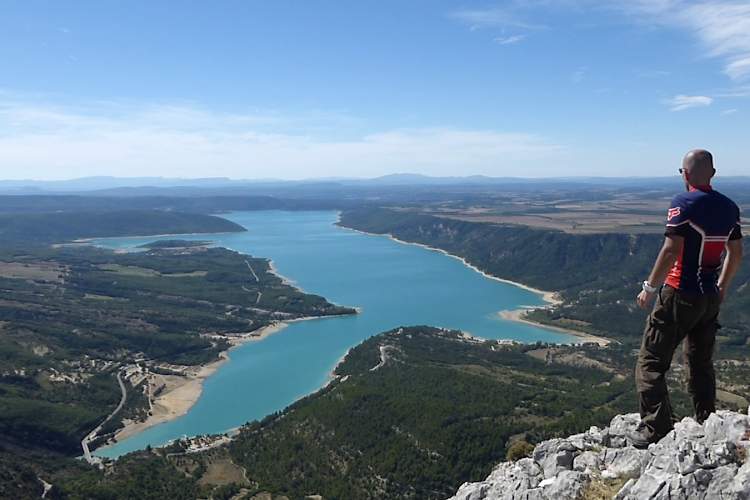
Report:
629,149,743,448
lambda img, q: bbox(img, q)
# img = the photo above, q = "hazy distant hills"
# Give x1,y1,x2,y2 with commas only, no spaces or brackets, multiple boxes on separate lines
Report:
3,173,749,196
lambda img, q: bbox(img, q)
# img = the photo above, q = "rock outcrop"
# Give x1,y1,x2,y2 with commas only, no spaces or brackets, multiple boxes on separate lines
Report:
448,410,750,500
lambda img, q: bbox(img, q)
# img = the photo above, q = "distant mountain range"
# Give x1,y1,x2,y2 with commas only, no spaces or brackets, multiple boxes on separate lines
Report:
3,173,750,195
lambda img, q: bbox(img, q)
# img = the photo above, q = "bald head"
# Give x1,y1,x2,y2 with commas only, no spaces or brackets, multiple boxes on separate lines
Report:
682,149,715,187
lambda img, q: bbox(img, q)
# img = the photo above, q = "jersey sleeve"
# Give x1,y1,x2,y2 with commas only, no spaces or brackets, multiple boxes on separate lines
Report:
665,195,689,236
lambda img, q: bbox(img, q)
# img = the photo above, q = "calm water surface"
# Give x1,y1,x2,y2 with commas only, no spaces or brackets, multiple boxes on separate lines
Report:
95,211,573,457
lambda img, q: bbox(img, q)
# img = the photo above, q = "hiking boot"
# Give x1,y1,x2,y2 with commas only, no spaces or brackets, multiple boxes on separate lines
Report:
626,423,662,449
625,428,651,449
695,410,712,424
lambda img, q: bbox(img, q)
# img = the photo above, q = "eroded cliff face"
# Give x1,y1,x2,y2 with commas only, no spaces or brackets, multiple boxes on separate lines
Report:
449,410,750,500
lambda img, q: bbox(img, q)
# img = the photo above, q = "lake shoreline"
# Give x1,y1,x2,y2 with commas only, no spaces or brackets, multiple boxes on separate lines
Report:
99,321,292,450
100,311,363,452
497,310,612,346
336,222,611,347
94,211,608,457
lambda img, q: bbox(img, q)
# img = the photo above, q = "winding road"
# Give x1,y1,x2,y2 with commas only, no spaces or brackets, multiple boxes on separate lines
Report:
81,369,127,464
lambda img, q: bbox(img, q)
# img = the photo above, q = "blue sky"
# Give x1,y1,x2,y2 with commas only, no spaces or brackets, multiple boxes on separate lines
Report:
1,1,748,180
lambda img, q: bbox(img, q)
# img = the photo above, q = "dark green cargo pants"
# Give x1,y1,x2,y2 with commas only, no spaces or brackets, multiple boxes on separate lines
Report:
635,284,722,441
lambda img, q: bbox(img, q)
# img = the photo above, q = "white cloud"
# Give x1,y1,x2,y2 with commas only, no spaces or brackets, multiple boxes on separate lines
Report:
493,35,527,44
0,99,566,180
721,108,738,114
572,67,587,82
661,94,713,111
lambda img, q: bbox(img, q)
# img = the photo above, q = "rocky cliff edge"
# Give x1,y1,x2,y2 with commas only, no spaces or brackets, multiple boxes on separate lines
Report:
449,410,750,500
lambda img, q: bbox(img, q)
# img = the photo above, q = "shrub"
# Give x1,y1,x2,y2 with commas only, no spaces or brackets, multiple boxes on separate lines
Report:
506,441,535,462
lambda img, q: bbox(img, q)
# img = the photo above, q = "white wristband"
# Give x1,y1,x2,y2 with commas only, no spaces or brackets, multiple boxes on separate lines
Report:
642,280,657,293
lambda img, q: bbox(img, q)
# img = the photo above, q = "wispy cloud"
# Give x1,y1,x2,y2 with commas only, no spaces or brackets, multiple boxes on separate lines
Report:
0,98,566,180
635,69,671,78
661,94,713,111
572,67,587,82
714,85,750,97
609,1,750,80
449,8,541,30
721,108,738,115
679,2,750,80
493,35,527,45
471,1,750,81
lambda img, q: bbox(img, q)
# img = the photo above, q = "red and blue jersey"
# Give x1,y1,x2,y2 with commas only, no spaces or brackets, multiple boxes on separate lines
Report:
665,186,742,294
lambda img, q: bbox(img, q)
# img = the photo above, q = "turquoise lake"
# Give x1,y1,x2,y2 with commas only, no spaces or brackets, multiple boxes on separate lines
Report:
94,211,574,458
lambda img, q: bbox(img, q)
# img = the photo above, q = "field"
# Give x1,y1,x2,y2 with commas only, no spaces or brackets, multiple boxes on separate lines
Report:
409,188,749,234
100,263,208,278
198,459,251,486
0,261,66,282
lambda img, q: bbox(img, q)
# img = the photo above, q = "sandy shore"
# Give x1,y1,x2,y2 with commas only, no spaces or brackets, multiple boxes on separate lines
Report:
107,307,361,447
109,322,290,444
268,259,298,287
498,310,612,346
327,349,352,381
337,223,612,346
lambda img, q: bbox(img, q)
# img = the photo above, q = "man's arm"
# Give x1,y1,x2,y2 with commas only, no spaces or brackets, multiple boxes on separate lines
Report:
637,234,684,310
718,238,743,302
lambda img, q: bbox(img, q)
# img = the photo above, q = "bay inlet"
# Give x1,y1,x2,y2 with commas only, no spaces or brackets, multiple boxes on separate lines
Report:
94,210,576,458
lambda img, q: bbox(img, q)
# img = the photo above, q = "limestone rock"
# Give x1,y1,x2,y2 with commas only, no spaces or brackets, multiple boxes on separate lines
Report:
533,439,577,479
447,410,750,500
600,446,647,477
572,450,601,473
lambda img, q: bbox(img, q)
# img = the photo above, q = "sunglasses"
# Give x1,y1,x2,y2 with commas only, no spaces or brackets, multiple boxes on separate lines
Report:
679,168,688,174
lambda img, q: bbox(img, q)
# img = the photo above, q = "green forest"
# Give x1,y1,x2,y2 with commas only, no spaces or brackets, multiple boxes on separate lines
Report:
0,210,246,245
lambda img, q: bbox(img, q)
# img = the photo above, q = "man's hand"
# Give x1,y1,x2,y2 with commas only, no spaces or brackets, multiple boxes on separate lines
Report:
637,289,656,310
717,239,742,303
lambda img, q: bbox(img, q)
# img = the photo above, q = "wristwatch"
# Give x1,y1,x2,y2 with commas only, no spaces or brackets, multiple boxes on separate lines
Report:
642,280,657,293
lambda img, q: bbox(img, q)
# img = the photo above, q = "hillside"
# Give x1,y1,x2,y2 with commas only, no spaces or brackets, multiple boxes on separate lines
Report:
0,210,246,245
47,327,644,499
337,208,750,352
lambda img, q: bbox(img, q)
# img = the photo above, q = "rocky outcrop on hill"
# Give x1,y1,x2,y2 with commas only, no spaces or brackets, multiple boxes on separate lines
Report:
448,410,750,500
